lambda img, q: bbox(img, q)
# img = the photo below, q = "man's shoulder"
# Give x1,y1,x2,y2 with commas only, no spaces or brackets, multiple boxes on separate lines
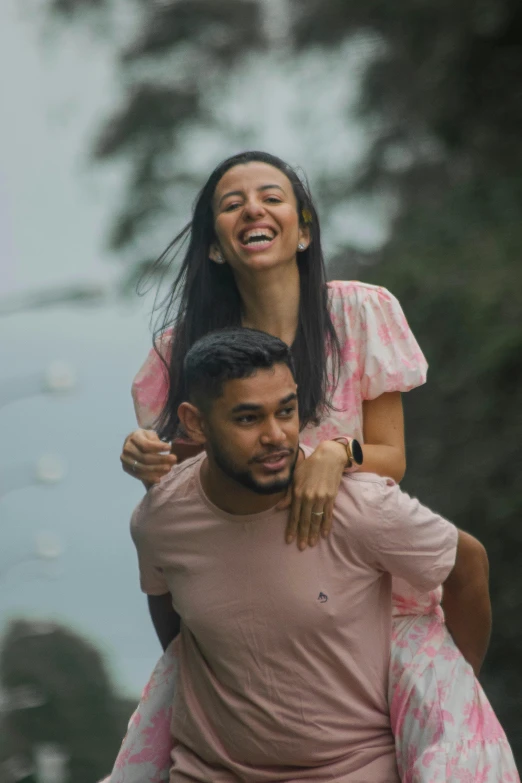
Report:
134,452,204,523
334,472,398,523
153,452,204,496
344,472,396,488
340,471,397,499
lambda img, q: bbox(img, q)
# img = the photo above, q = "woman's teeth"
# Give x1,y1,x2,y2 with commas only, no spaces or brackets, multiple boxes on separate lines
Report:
242,230,275,245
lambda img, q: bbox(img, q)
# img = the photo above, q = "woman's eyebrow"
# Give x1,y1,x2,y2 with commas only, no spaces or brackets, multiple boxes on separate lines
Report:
218,184,285,207
257,184,285,194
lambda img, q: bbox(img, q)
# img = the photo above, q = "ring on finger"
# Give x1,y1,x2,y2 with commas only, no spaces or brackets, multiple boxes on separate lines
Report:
311,510,324,516
132,459,138,473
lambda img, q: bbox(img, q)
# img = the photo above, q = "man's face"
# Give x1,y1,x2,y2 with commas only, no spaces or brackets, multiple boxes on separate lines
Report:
203,364,299,495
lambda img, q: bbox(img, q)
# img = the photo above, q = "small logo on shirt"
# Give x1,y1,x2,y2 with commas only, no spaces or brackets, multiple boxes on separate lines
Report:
318,592,328,603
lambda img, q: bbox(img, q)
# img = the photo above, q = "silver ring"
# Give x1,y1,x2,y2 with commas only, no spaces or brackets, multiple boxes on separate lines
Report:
311,510,324,516
132,460,138,472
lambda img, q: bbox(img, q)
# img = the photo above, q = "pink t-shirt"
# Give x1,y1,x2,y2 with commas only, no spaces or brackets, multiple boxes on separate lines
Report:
131,450,457,783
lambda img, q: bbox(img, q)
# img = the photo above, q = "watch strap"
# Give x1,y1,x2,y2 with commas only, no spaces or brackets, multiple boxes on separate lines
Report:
333,437,363,473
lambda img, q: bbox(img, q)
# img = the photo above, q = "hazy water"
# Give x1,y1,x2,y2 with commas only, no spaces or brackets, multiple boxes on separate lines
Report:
0,304,162,698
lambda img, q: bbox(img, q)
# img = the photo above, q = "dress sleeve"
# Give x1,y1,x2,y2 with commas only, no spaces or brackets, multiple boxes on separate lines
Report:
131,329,173,429
338,282,428,400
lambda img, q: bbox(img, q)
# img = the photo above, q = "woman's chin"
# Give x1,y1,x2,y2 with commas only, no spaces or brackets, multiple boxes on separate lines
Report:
235,252,298,275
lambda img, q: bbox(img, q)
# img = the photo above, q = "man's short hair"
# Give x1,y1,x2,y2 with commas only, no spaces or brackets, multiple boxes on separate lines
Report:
183,328,296,412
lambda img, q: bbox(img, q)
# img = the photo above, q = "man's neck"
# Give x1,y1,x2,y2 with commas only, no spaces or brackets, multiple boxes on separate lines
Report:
200,457,286,516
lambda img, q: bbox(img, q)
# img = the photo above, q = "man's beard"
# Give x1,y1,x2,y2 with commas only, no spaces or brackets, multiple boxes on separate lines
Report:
207,435,298,496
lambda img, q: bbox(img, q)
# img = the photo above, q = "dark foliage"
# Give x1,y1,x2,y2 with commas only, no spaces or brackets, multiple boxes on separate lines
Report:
292,0,522,198
50,0,105,14
0,620,136,783
121,0,265,63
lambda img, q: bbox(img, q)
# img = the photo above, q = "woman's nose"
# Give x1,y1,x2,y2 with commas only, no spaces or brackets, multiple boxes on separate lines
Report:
243,198,265,219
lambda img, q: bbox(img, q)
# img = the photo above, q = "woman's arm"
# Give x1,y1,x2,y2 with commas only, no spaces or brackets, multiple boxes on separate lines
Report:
122,332,177,486
360,391,406,483
285,281,422,546
284,391,406,548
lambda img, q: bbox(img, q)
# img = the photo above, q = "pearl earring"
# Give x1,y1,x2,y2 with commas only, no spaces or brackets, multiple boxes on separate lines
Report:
214,252,225,264
297,243,306,251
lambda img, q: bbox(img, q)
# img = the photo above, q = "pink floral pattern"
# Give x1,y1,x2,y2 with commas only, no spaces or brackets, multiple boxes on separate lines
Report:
109,281,518,782
109,641,179,783
390,606,517,782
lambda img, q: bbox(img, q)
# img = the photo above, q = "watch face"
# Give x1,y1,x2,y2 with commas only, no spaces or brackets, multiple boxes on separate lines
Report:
351,439,364,466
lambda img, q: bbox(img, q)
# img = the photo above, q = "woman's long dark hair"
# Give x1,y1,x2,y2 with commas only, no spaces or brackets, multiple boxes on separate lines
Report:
146,151,341,440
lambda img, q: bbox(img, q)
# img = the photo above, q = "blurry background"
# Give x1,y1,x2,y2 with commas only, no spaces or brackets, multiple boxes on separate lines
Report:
1,0,520,779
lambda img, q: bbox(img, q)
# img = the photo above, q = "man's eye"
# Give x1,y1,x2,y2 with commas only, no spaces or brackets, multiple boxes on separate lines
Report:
236,415,256,424
279,407,296,417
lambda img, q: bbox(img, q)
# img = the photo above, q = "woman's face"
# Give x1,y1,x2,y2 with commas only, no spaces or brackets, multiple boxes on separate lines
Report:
211,162,310,274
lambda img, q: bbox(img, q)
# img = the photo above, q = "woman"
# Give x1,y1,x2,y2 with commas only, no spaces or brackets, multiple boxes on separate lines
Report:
112,152,518,782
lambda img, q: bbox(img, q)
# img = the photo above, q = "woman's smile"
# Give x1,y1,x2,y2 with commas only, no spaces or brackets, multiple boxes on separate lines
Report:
238,222,278,253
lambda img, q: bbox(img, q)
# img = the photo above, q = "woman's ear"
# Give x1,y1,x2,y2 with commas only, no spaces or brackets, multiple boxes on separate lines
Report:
297,225,311,250
177,402,207,444
209,244,225,264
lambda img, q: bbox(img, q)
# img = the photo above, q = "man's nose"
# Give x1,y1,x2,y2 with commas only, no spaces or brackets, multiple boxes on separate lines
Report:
260,418,286,445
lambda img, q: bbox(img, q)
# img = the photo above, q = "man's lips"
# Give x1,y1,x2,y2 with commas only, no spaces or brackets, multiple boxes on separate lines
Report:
252,450,293,472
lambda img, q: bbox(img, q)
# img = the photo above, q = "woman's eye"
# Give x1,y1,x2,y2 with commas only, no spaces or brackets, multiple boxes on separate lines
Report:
265,196,282,204
224,202,241,212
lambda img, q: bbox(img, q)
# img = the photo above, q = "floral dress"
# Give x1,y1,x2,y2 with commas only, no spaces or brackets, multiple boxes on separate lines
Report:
107,281,519,783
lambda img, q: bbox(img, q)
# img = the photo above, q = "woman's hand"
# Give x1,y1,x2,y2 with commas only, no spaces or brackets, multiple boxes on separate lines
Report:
278,441,347,550
121,429,177,486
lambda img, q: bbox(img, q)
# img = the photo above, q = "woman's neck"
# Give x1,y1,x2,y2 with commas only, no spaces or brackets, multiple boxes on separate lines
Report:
236,262,300,346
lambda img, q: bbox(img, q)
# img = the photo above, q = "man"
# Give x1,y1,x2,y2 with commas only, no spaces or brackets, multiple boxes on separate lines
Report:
131,328,490,783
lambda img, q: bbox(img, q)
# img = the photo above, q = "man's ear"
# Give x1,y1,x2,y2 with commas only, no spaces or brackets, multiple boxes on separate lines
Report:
178,402,207,444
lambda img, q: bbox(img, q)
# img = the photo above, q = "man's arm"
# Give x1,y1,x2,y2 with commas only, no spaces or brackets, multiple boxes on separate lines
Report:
147,594,181,651
442,530,491,677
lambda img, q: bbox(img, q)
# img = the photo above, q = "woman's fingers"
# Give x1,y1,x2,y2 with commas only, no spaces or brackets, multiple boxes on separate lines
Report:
307,503,327,547
296,494,318,551
126,430,170,459
321,498,335,538
121,454,177,483
121,429,177,482
131,428,169,453
277,486,293,512
124,449,175,467
285,491,303,544
286,491,329,550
